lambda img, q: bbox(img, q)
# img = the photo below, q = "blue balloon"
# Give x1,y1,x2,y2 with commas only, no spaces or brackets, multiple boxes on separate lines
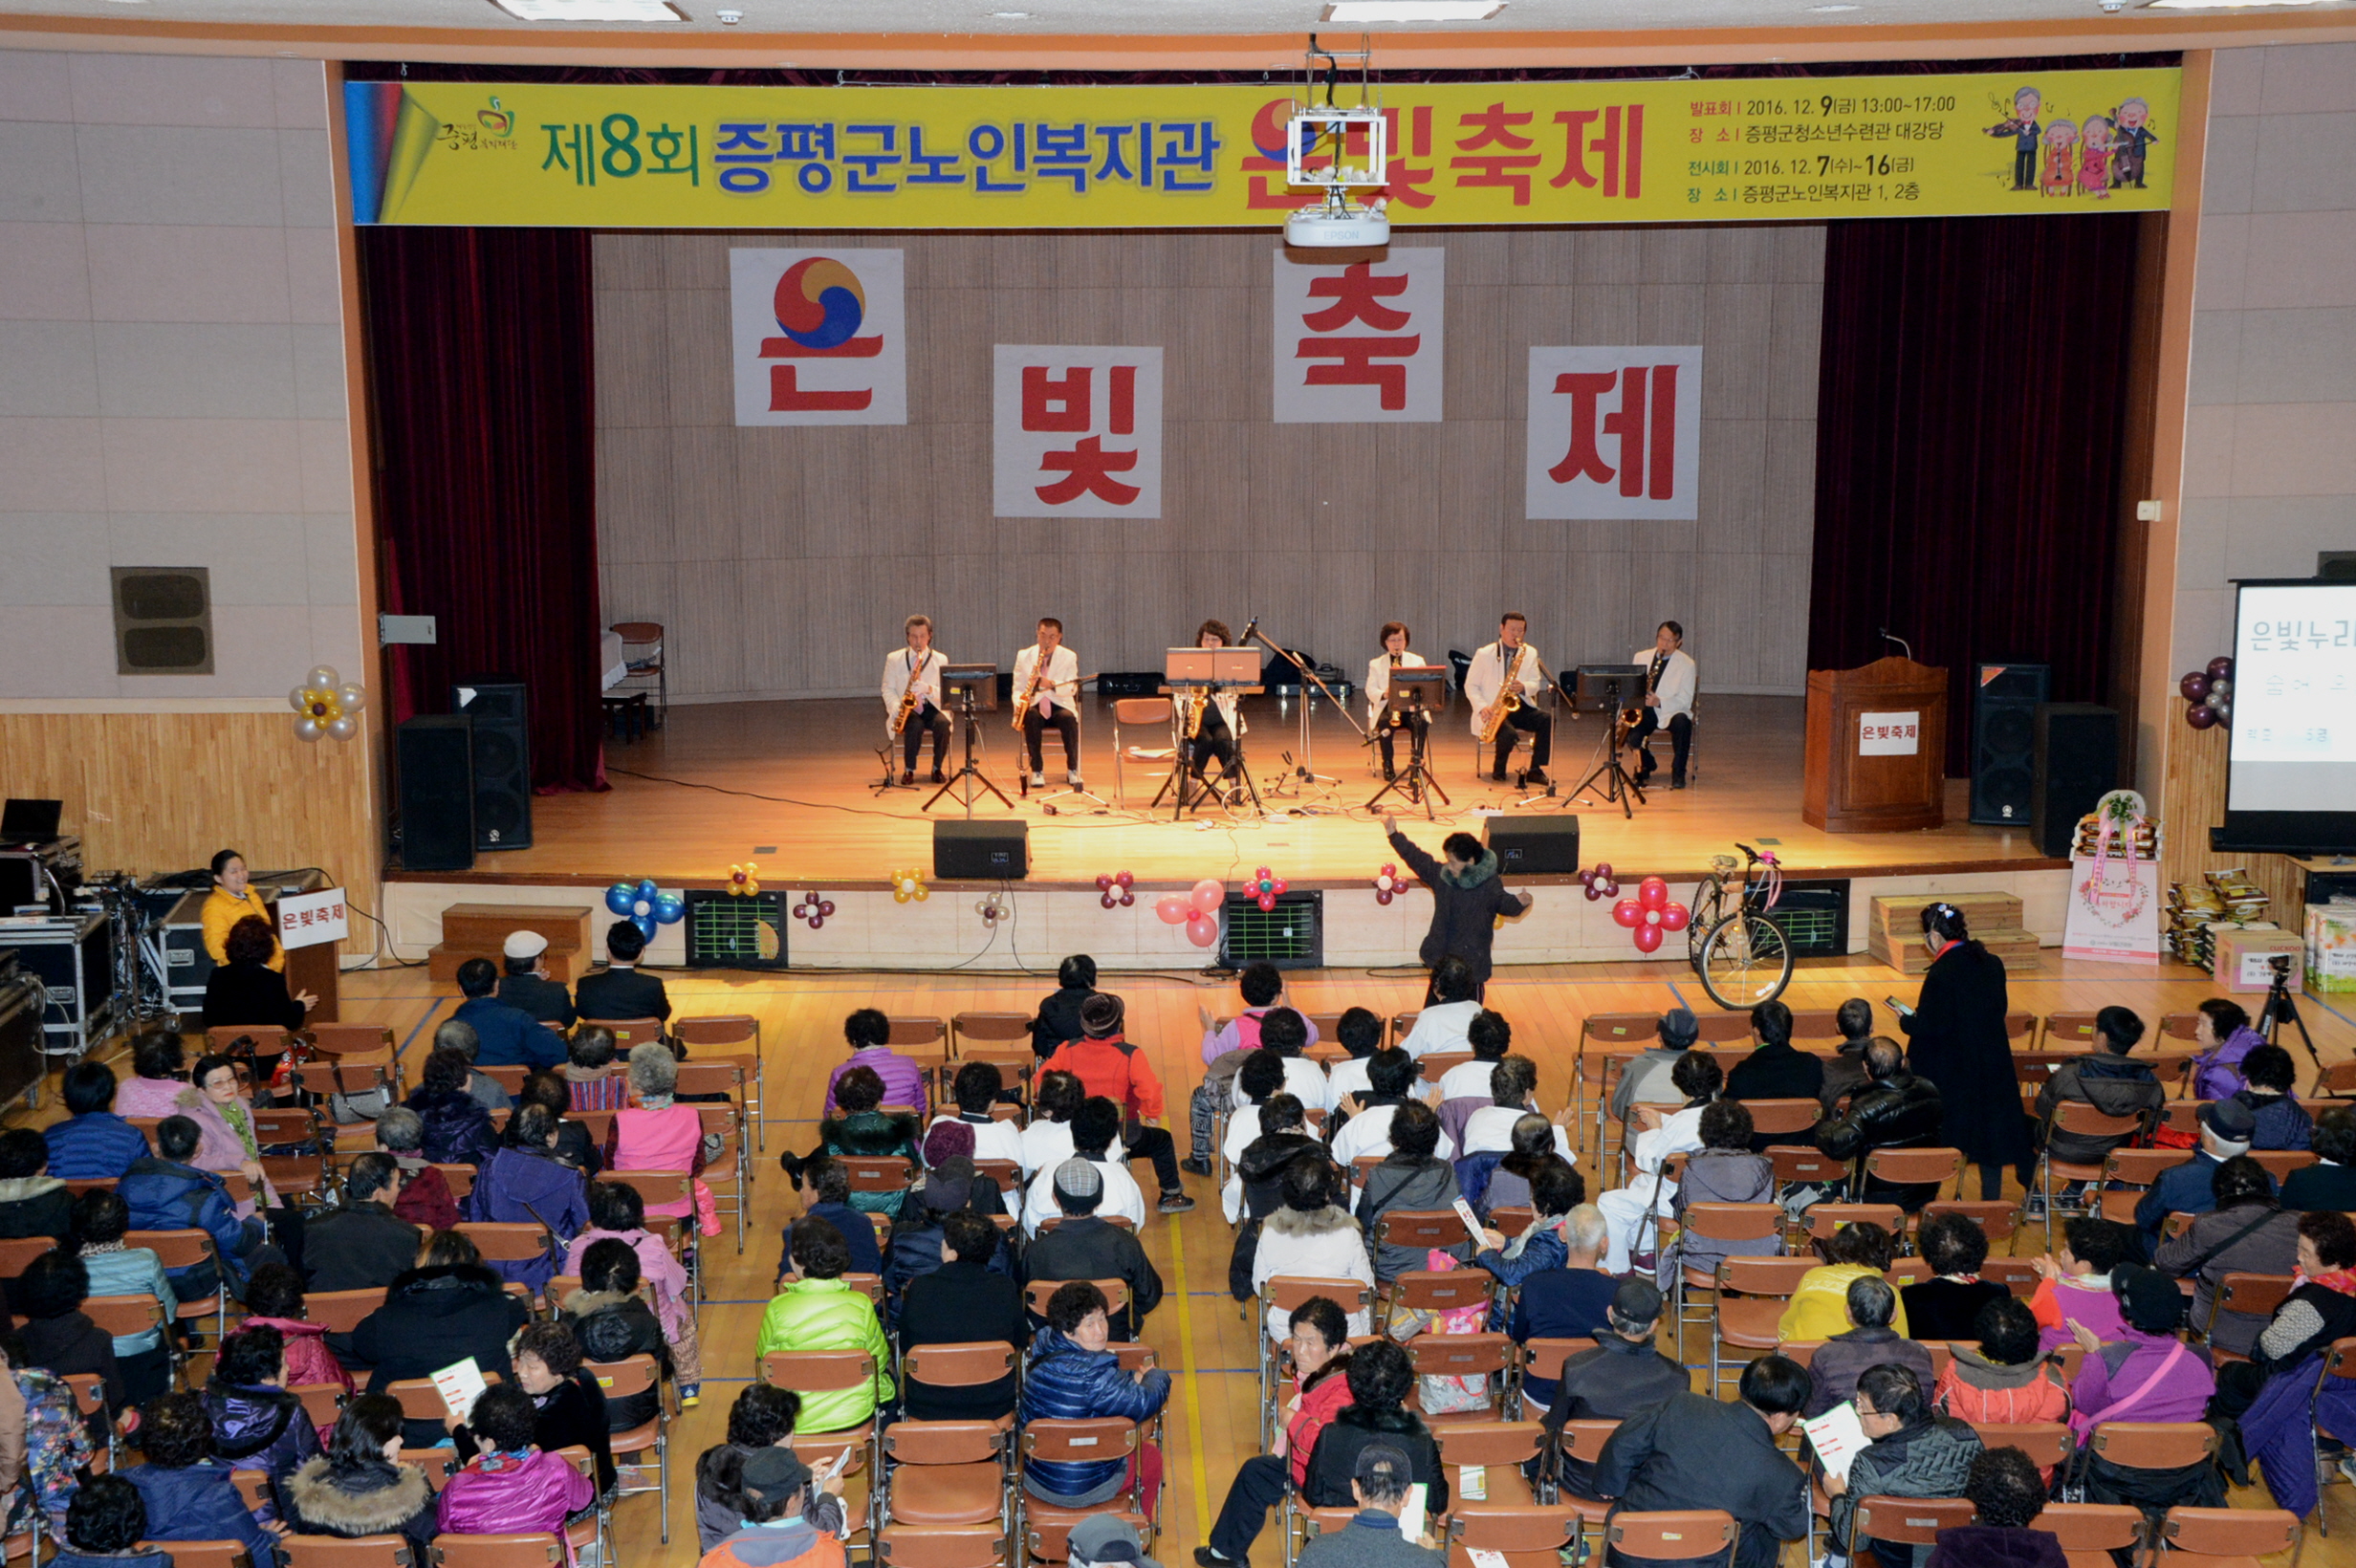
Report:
631,913,658,942
604,882,637,918
635,879,660,905
652,892,687,926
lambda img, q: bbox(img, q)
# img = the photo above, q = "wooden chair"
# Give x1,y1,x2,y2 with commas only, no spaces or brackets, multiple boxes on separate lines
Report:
1850,1495,1975,1557
0,1235,56,1278
1018,1421,1145,1553
128,1228,227,1332
1375,1247,1481,1329
2203,1273,2297,1361
1555,1419,1621,1557
1921,1200,2026,1249
477,1065,529,1096
279,1539,416,1568
1022,1276,1132,1338
1432,1423,1545,1506
209,1024,294,1062
872,1525,1012,1567
588,1353,671,1541
840,1156,916,1200
1025,1509,1151,1567
579,1016,665,1056
760,1349,884,1496
1801,1204,1904,1249
1445,1503,1579,1565
1576,1013,1661,1152
1736,1099,1822,1142
1712,1255,1821,1397
1669,1203,1782,1365
880,1416,1015,1533
1607,1512,1737,1562
2035,1102,2149,1247
888,1016,949,1069
1964,1421,2073,1474
306,1020,395,1057
1858,1146,1962,1203
454,1222,555,1301
2153,1506,2300,1563
902,1343,1018,1425
2035,1502,2146,1568
2249,1148,2317,1184
143,1544,252,1568
427,1535,562,1568
2085,1421,2218,1484
673,1014,763,1148
1403,1333,1514,1420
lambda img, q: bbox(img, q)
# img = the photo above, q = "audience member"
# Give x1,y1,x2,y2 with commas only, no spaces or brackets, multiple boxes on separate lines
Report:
302,1153,422,1292
564,1024,628,1113
348,1230,530,1448
0,1129,70,1243
373,1107,462,1231
1029,953,1101,1060
898,1210,1024,1422
1467,1162,1583,1322
1357,1101,1467,1283
1298,1338,1446,1514
567,1178,703,1403
2284,1108,2356,1211
1330,1049,1452,1165
2154,1153,2301,1357
1397,957,1482,1059
2237,1044,2314,1151
124,1391,279,1568
495,929,576,1028
431,1020,513,1113
1477,1114,1570,1216
1778,1221,1908,1342
778,1156,883,1281
930,1060,1024,1166
1815,1037,1945,1209
1509,1205,1619,1395
574,920,671,1024
177,1053,292,1232
436,1382,594,1539
1293,1443,1445,1568
50,1474,167,1568
15,1250,126,1420
1656,1100,1778,1290
1819,998,1875,1112
697,1447,847,1568
1726,1000,1823,1101
404,1050,500,1169
1227,1092,1320,1230
43,1063,146,1180
1020,1098,1147,1235
754,1218,894,1434
2028,1215,2135,1353
240,1262,351,1393
2211,1209,2356,1427
1233,1008,1330,1116
1598,1051,1721,1271
1322,1007,1385,1111
1220,1054,1289,1177
466,1103,590,1293
2190,996,2266,1100
511,1071,600,1174
609,1043,717,1227
1539,1278,1686,1482
1201,1296,1354,1568
559,1237,669,1431
788,1065,922,1220
1040,993,1191,1213
882,1149,1008,1311
822,1008,925,1120
2035,1006,2161,1168
1434,1010,1514,1102
1606,1007,1701,1122
2136,1098,2261,1251
1903,1210,2011,1340
1025,1159,1163,1340
205,1323,321,1491
2066,1264,2216,1442
1922,1447,2068,1568
497,1321,613,1492
1250,1155,1373,1339
119,1114,273,1299
117,1032,193,1120
204,916,309,1034
1827,1364,1985,1568
1199,962,1320,1062
451,957,565,1070
1021,1071,1085,1181
694,1384,798,1550
1932,1296,2072,1473
279,1394,440,1558
1019,1281,1171,1510
1802,1274,1934,1418
1590,1354,1810,1568
68,1189,173,1403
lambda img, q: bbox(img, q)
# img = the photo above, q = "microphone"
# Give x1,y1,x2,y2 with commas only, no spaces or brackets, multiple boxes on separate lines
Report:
1879,627,1913,661
1240,617,1259,642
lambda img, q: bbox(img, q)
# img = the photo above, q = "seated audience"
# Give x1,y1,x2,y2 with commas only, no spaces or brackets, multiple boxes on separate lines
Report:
1219,1054,1290,1177
1467,1162,1584,1323
1903,1210,2011,1341
1201,1296,1353,1568
2285,1107,2356,1211
1933,1297,2069,1474
2135,1098,2261,1252
1251,1155,1374,1339
694,1384,799,1550
494,1321,613,1492
495,929,576,1029
2035,1006,2162,1166
2236,1044,2314,1151
2210,1209,2356,1423
1019,1280,1171,1509
1020,1098,1147,1236
1814,1037,1945,1209
68,1189,174,1404
1509,1205,1620,1391
573,919,671,1025
404,1049,501,1169
43,1063,147,1180
373,1107,462,1232
566,1178,702,1404
239,1262,352,1393
882,1138,1007,1309
205,1323,321,1491
465,1103,591,1293
697,1447,848,1568
1230,1008,1330,1117
1923,1446,2068,1568
1025,1159,1163,1341
124,1390,280,1568
1331,1049,1452,1165
431,1020,513,1113
1032,952,1101,1060
1457,1056,1574,1166
2154,1154,2301,1357
279,1393,440,1558
1356,1101,1468,1283
1826,1364,1985,1568
1293,1444,1444,1568
1778,1221,1909,1342
1590,1354,1811,1568
1226,1092,1320,1229
2028,1215,2136,1353
608,1043,717,1227
897,1210,1025,1422
436,1383,595,1539
204,916,309,1034
754,1218,894,1434
1397,957,1481,1059
512,1071,600,1175
16,1250,126,1420
1477,1113,1572,1216
1802,1274,1934,1419
302,1153,422,1293
1597,1051,1722,1272
1605,1007,1701,1122
117,1032,194,1121
787,1066,922,1221
559,1237,668,1432
930,1060,1024,1167
51,1474,168,1568
348,1230,529,1449
1197,960,1317,1061
1539,1278,1687,1483
451,956,564,1070
119,1114,273,1300
1819,998,1875,1113
1038,993,1189,1214
1321,1007,1385,1112
823,1007,926,1120
1725,999,1823,1102
1655,1100,1778,1291
1298,1335,1444,1515
777,1156,883,1282
177,1053,287,1222
0,1128,70,1242
1432,1009,1513,1103
1019,1071,1085,1182
2066,1263,2216,1440
2190,996,2265,1100
564,1024,628,1112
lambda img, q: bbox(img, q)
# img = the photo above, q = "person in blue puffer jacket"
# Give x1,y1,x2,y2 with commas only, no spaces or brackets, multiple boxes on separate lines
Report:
43,1064,148,1182
117,1116,275,1300
1018,1280,1170,1508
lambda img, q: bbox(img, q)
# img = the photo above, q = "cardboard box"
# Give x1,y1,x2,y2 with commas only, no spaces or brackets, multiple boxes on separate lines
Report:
2308,904,2356,995
2214,926,2301,993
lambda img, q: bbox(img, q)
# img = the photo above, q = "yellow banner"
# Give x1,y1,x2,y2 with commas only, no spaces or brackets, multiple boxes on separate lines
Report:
344,70,2178,229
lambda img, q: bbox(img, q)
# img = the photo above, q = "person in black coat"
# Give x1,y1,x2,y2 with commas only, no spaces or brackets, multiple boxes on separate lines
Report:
1025,1160,1163,1341
1900,903,2029,1200
1724,1000,1825,1109
2284,1108,2356,1212
301,1153,423,1294
1815,1038,1946,1209
1029,954,1101,1059
342,1231,531,1449
467,1320,614,1492
1902,1210,2011,1341
495,931,577,1028
279,1395,440,1560
14,1249,127,1424
880,1158,1008,1314
574,921,670,1025
1300,1339,1449,1514
1592,1354,1813,1568
203,915,310,1034
1382,818,1532,993
558,1239,668,1432
509,1073,601,1175
0,1127,72,1247
898,1211,1026,1421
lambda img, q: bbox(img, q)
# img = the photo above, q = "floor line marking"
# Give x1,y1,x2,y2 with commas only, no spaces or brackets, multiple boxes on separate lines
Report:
1165,1210,1211,1547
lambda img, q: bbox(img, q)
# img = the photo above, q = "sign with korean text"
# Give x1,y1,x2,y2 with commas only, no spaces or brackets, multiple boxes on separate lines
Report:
342,70,2179,229
276,887,348,950
993,346,1164,519
730,249,906,425
1525,347,1702,519
1857,712,1922,756
1274,249,1445,423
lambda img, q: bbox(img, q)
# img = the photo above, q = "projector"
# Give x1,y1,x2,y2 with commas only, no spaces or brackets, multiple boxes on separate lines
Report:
1285,202,1390,248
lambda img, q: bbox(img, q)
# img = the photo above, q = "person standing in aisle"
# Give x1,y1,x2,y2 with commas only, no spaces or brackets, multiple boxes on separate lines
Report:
1383,817,1531,1001
1900,903,2029,1202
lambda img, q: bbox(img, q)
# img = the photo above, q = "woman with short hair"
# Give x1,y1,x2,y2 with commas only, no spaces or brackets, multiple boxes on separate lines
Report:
606,1043,718,1232
122,1390,280,1568
203,916,310,1035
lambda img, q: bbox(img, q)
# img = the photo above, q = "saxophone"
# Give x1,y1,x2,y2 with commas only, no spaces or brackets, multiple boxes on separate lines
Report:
1183,688,1209,739
1381,652,1403,730
1012,648,1049,730
890,649,928,736
1477,643,1529,746
1616,654,1662,748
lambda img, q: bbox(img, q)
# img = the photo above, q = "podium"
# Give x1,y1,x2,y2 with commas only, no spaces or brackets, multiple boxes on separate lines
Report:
1802,656,1949,833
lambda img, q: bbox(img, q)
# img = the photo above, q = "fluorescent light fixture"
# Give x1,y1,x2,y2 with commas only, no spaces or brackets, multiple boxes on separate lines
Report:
1320,1,1505,21
1808,3,1859,9
2144,0,2323,7
991,9,1032,14
493,0,687,19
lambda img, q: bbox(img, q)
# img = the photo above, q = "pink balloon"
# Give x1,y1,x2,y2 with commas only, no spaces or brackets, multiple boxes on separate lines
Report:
1191,878,1225,915
1638,877,1669,909
1256,893,1276,912
1186,913,1219,947
1613,899,1643,929
1661,904,1691,932
1632,925,1663,954
1155,894,1192,925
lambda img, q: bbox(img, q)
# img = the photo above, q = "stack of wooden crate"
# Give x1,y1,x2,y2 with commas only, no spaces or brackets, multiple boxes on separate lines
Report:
426,903,597,983
1866,890,2041,972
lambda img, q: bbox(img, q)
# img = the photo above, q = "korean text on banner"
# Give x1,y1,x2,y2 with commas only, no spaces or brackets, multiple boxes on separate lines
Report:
993,346,1165,519
730,249,907,425
341,70,2180,229
1857,712,1922,756
276,887,348,950
1274,249,1445,424
1525,347,1702,520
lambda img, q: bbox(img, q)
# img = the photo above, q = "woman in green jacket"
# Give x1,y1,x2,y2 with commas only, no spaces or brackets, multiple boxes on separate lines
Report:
754,1216,894,1433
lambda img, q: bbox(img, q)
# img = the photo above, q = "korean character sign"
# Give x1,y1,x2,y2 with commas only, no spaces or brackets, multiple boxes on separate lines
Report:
276,887,349,950
993,345,1164,519
1272,249,1446,424
1524,346,1703,519
1856,712,1921,756
730,249,907,425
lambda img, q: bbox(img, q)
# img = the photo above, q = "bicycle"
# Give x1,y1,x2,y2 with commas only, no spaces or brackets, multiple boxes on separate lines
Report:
1688,841,1794,1009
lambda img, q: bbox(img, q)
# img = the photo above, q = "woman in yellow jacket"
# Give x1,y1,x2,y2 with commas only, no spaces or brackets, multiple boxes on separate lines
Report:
755,1215,893,1433
201,850,281,970
1777,1219,1910,1341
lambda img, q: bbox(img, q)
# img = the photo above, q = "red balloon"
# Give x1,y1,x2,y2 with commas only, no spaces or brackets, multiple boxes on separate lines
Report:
1376,890,1393,905
2207,656,2235,682
1256,893,1276,912
1186,913,1219,947
1632,925,1663,953
1095,873,1112,891
1583,883,1604,902
1273,879,1288,896
2179,672,2210,703
2187,704,2218,730
1116,871,1133,888
1101,892,1117,909
1119,891,1135,907
1638,877,1669,909
1660,904,1691,932
1613,899,1644,928
1595,862,1613,879
1155,893,1192,924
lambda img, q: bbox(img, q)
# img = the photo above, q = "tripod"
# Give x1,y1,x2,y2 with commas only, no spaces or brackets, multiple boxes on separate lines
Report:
1567,674,1647,819
2258,955,2327,1092
1161,686,1262,820
1242,619,1359,802
1366,673,1449,819
923,685,1012,817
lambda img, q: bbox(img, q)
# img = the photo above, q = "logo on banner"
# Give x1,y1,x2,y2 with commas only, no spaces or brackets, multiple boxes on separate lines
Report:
1524,346,1702,519
730,248,906,425
1273,249,1445,423
993,346,1164,519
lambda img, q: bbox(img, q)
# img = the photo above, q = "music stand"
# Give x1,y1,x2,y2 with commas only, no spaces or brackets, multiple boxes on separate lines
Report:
1161,647,1264,819
1365,668,1450,818
924,664,1012,816
1565,663,1649,818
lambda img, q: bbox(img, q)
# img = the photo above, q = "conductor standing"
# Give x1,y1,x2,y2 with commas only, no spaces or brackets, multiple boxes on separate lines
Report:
1900,901,2029,1201
1384,817,1532,1001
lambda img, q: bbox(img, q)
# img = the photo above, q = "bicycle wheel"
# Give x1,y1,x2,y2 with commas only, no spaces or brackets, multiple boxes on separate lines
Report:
1686,875,1727,972
1697,910,1794,1009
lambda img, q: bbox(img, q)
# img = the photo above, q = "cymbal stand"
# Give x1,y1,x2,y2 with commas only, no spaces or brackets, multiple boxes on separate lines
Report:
922,685,1013,817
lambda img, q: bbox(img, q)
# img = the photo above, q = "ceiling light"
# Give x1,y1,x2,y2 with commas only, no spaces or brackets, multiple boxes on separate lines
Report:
1320,1,1505,21
2143,0,2323,7
1808,4,1859,9
492,0,686,19
991,9,1031,14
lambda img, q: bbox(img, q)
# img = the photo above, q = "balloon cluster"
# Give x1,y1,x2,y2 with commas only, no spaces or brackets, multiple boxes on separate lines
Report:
1611,876,1691,954
974,890,1009,928
2179,657,2234,731
1154,879,1225,948
1245,866,1289,913
1578,862,1622,903
1095,871,1136,909
1371,862,1404,905
604,878,685,942
289,665,366,743
725,862,760,897
793,892,836,930
888,868,929,904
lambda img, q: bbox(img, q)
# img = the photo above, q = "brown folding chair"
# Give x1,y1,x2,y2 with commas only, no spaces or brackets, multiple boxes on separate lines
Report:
840,1156,917,1201
2250,1148,2318,1184
2153,1505,2300,1563
675,1013,763,1148
1712,1255,1820,1396
1403,1333,1513,1420
585,1353,670,1540
872,1525,1012,1567
279,1539,415,1568
1963,1421,2073,1474
1577,1013,1661,1151
1432,1422,1544,1506
290,1381,346,1427
128,1228,228,1332
1920,1201,2025,1249
1376,1253,1484,1331
1607,1511,1737,1562
1736,1099,1822,1142
880,1415,1015,1532
1254,1275,1374,1443
1669,1202,1783,1364
2036,1502,2146,1568
2086,1421,2219,1481
1022,1276,1132,1338
1445,1504,1579,1567
1802,1204,1905,1249
427,1535,562,1568
1018,1420,1145,1553
0,1236,56,1279
580,1016,665,1056
902,1343,1018,1419
1850,1496,1975,1557
2203,1272,2297,1361
1859,1146,1962,1203
1110,698,1177,805
2036,1102,2149,1247
2104,1147,2192,1188
146,1544,254,1568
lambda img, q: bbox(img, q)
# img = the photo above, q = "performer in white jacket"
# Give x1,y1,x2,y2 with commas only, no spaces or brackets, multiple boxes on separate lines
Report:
1628,620,1698,790
1364,621,1434,783
881,614,949,786
1011,617,1083,789
1464,613,1551,785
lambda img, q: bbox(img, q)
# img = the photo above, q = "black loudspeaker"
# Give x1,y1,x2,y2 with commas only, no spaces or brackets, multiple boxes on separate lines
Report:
1969,662,2050,825
2033,704,2122,858
453,679,533,851
396,715,475,872
1482,815,1580,874
934,819,1029,880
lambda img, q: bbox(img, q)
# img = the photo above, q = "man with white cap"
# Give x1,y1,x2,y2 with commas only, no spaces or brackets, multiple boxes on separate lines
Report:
495,928,576,1028
1069,1514,1163,1568
1025,1157,1164,1340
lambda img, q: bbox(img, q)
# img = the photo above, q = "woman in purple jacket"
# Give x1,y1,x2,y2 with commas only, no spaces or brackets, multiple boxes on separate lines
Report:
464,1105,590,1294
2190,997,2269,1101
437,1383,595,1553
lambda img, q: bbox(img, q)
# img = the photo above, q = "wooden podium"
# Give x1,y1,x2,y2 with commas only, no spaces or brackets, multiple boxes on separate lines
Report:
1802,656,1949,833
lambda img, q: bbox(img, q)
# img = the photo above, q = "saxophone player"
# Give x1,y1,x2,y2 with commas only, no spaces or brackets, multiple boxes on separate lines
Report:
881,614,950,786
1364,621,1432,782
1466,612,1551,785
1012,617,1083,790
1628,620,1697,790
1185,620,1244,794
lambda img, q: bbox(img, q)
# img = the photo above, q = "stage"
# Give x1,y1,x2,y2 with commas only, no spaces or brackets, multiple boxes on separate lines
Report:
378,691,2072,970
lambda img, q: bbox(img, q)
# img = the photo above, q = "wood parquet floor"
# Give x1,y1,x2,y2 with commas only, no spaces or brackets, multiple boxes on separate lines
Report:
33,951,2356,1567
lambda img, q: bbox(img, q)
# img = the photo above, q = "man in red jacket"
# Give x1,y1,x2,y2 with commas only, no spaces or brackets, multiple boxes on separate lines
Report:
1041,994,1194,1213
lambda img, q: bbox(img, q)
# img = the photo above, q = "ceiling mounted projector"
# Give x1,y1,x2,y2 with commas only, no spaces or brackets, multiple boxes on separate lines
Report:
1282,44,1391,250
1285,199,1390,247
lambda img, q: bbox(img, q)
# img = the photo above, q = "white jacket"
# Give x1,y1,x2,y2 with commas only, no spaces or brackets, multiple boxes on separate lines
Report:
1463,640,1543,734
882,644,946,722
1012,642,1080,716
1252,1204,1377,1338
1364,651,1434,727
1020,1153,1145,1235
1636,645,1697,722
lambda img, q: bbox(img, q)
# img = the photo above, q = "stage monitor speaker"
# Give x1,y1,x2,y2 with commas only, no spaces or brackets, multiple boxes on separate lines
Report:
1483,815,1580,875
1969,662,2050,825
935,819,1029,880
453,678,533,852
396,715,475,872
2032,703,2122,858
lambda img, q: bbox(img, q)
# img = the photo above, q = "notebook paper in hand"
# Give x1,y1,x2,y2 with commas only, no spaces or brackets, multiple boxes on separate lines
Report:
1800,1401,1871,1483
432,1357,489,1423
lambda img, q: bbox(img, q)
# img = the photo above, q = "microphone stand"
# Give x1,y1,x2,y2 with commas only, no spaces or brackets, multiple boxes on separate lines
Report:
1241,619,1360,805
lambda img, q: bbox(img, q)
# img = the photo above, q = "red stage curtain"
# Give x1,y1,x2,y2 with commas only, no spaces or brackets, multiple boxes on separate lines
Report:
360,227,606,793
1806,212,2148,777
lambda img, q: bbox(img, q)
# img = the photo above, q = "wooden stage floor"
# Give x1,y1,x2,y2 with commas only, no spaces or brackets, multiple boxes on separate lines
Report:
435,693,2064,889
